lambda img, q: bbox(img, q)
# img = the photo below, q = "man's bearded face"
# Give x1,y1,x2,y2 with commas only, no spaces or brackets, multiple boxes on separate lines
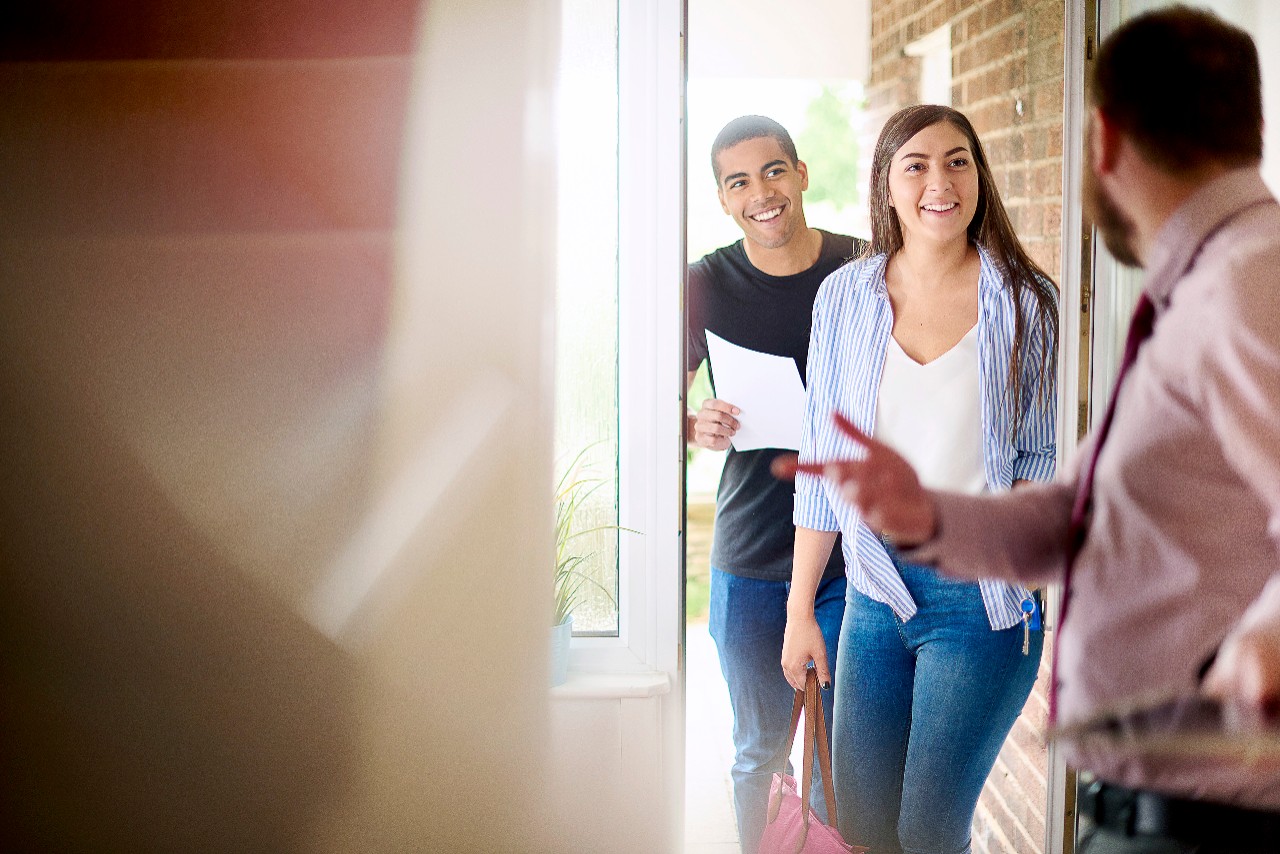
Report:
1083,125,1142,267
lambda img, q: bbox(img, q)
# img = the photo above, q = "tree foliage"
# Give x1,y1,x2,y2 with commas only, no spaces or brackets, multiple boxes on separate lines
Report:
795,83,865,212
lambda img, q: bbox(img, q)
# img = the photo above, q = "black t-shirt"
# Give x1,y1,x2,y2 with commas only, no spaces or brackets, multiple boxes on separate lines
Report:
687,230,863,582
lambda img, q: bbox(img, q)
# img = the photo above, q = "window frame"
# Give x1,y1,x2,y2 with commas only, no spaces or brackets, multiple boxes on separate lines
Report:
567,0,685,676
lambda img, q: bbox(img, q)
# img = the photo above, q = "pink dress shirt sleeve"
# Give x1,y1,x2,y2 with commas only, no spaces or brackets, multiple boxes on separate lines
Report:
905,474,1077,587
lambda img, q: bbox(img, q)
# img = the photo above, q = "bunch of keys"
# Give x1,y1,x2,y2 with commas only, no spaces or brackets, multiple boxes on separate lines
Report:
1020,595,1041,655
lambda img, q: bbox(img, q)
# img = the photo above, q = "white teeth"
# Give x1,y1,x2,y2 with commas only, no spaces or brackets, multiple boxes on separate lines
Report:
752,207,782,222
922,203,958,212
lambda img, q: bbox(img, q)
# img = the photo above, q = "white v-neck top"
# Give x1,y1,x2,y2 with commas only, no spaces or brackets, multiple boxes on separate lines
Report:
874,323,987,495
795,246,1058,630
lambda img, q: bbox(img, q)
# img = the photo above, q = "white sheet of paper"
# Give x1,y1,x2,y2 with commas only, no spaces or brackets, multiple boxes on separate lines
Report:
705,330,806,451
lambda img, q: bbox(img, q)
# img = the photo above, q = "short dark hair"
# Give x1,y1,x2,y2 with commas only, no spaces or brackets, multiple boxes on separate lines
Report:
710,115,799,184
1091,5,1262,170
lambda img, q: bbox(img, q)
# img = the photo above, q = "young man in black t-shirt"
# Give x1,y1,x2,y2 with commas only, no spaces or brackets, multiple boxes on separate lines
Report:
687,115,864,853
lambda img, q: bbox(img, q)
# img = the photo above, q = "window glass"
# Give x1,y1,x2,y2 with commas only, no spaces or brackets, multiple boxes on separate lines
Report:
553,0,620,636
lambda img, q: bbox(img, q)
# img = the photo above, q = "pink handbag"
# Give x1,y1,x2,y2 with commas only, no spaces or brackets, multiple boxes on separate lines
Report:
758,668,867,854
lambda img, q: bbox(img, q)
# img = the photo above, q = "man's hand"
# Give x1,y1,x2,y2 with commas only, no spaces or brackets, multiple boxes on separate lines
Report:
690,398,740,451
772,411,938,547
1203,623,1280,730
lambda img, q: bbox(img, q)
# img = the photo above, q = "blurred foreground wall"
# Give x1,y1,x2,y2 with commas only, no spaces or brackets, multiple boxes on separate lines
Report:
0,1,560,849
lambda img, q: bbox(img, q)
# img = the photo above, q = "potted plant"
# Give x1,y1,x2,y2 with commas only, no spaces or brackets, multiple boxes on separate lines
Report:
551,447,624,686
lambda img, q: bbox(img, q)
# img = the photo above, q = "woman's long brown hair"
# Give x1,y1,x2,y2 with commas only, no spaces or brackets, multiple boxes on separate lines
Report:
865,104,1059,433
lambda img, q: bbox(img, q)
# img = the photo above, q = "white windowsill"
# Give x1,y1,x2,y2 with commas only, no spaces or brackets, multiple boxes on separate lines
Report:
549,669,671,700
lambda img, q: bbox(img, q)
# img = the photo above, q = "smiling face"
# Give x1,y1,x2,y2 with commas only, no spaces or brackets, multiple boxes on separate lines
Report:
714,135,809,251
885,120,980,249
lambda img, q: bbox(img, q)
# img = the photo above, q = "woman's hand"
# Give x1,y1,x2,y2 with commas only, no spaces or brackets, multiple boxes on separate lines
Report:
781,612,830,692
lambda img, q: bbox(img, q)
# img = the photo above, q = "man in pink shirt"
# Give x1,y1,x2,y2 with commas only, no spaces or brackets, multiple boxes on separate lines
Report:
780,7,1280,852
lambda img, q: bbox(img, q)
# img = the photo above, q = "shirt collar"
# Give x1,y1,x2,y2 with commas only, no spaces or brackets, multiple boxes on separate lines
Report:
974,243,1002,301
1143,166,1273,306
864,243,1001,299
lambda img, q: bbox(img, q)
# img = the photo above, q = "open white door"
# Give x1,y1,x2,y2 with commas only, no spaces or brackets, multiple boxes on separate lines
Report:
543,1,688,851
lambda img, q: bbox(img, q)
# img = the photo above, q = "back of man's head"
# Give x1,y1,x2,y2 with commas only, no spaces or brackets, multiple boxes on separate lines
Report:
710,115,799,184
1092,5,1262,171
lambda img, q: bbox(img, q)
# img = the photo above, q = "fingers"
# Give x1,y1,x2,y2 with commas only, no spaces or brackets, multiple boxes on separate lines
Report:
774,412,932,542
770,411,877,485
701,399,742,430
1203,633,1280,730
699,398,740,419
692,398,739,450
782,658,810,692
811,649,831,690
770,454,799,480
832,410,877,449
780,635,809,691
771,454,847,481
781,657,831,692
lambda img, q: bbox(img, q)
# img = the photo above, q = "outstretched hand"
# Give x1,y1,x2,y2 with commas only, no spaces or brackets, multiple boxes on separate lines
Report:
772,411,938,547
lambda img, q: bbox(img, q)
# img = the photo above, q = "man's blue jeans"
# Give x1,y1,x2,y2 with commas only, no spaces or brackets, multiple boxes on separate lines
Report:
708,568,846,854
831,561,1042,854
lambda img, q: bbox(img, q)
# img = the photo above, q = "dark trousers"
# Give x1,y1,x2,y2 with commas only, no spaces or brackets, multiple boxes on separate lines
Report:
1078,781,1280,854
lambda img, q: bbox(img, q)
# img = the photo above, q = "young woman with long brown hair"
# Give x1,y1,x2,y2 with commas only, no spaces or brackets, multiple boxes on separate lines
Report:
780,104,1058,854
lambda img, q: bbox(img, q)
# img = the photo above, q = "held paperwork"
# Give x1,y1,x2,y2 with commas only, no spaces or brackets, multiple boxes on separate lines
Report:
705,330,806,452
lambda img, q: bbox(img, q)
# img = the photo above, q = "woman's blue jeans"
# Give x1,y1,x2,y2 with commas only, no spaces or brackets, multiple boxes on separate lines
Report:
831,561,1042,854
708,568,846,854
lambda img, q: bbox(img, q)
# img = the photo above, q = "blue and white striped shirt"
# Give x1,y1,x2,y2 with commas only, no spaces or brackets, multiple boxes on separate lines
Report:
794,247,1057,630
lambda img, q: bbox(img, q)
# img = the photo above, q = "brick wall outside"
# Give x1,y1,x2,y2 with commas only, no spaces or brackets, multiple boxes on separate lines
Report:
867,0,1064,275
866,1,1066,853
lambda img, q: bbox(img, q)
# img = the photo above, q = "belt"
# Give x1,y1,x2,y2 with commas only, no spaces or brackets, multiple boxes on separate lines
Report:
1080,780,1280,849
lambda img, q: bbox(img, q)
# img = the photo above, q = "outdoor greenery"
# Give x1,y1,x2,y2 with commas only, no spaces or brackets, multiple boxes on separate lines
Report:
685,359,718,622
685,500,715,621
794,82,866,212
554,447,623,626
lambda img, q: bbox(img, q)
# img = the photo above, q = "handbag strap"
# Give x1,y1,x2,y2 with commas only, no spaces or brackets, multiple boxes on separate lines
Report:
810,670,839,829
783,674,806,753
767,668,841,839
766,684,807,825
799,668,840,831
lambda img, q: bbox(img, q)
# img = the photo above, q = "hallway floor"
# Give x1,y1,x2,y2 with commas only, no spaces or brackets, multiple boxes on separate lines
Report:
685,617,741,854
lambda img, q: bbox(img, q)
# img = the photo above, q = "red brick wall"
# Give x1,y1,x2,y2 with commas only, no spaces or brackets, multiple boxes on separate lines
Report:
868,0,1064,276
867,2,1065,853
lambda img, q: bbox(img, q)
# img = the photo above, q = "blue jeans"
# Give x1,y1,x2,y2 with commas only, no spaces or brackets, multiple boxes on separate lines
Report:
708,568,846,854
831,561,1042,854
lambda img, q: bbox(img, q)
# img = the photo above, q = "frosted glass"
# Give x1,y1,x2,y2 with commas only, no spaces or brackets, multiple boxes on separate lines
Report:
553,0,619,636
